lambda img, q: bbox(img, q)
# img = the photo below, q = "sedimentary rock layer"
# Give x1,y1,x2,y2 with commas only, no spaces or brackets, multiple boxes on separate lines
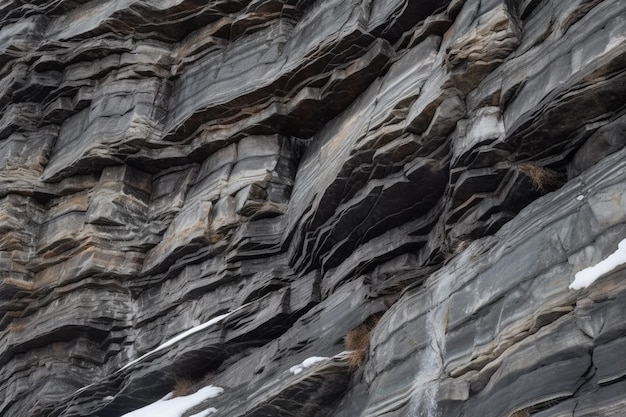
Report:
0,0,625,416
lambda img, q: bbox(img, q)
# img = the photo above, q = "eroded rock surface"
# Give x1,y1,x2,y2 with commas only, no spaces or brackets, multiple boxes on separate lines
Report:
0,0,625,416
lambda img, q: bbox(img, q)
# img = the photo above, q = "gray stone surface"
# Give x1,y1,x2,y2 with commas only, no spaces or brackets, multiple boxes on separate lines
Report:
0,0,625,416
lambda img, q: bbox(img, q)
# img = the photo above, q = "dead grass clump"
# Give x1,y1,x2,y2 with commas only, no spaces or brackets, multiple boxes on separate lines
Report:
344,313,383,369
344,349,365,369
509,409,530,417
516,162,562,193
345,322,375,352
172,378,195,398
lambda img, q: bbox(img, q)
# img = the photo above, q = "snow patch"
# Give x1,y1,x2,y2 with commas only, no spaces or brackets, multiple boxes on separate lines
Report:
570,238,626,290
289,356,329,375
576,195,584,201
120,310,235,371
121,386,223,417
71,383,94,396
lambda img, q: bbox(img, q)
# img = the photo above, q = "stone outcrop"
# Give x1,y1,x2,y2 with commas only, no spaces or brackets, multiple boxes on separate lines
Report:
0,0,625,416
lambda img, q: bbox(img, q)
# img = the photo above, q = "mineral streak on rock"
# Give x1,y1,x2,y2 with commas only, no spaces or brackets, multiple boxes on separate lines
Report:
0,0,625,416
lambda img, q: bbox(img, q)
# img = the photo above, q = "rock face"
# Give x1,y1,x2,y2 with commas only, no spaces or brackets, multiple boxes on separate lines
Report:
1,0,625,416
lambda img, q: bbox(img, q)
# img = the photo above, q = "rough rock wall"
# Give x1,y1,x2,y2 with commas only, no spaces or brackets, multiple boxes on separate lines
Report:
0,0,625,416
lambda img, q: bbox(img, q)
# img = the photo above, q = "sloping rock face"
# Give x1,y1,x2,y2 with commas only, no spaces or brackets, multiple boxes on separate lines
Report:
1,0,625,416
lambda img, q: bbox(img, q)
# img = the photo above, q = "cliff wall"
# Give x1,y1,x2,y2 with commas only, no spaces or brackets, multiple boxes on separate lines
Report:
0,0,625,416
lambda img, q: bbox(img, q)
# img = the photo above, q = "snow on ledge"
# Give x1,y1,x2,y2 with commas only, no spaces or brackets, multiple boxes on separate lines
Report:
120,303,251,372
121,386,223,417
119,312,231,371
289,356,330,375
569,238,626,290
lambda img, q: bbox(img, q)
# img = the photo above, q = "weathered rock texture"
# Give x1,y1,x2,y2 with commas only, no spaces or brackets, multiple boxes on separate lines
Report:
1,0,625,416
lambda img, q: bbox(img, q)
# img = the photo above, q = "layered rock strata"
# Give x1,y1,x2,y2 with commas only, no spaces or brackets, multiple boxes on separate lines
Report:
0,0,625,416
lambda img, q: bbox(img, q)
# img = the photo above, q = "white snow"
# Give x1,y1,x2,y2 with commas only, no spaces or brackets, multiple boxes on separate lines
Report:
289,356,329,375
576,195,585,201
71,383,95,396
121,386,223,417
569,238,626,290
120,311,234,371
302,356,329,367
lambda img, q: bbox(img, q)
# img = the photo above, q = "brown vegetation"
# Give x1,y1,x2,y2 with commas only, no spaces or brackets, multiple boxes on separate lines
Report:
509,409,530,417
344,313,383,369
172,378,195,398
516,162,562,193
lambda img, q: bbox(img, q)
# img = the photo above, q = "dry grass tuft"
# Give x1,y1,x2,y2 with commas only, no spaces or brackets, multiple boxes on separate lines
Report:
345,324,371,351
172,378,195,398
509,409,530,417
344,313,383,369
517,162,562,193
344,345,366,369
